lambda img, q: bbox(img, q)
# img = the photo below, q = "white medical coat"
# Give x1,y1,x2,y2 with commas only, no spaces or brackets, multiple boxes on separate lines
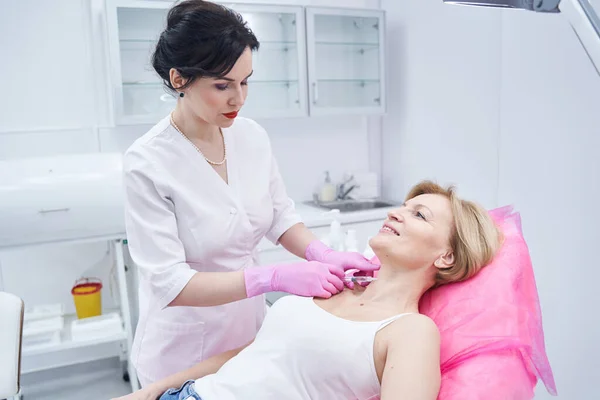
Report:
123,115,302,385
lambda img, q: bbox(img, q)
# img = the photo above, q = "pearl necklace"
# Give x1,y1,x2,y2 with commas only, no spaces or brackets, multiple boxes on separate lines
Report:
170,113,227,166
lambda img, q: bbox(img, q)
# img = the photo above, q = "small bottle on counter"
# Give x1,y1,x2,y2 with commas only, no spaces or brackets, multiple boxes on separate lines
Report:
318,171,337,203
326,209,344,251
363,237,375,260
345,229,359,253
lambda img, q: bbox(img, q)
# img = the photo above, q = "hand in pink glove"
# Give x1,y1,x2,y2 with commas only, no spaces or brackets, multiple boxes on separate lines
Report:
244,261,345,299
347,254,382,289
305,240,380,289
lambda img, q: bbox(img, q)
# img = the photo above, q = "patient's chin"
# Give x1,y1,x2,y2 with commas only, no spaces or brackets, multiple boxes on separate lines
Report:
369,233,396,254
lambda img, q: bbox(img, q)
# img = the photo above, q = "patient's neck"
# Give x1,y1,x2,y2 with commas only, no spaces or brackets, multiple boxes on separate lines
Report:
354,263,431,314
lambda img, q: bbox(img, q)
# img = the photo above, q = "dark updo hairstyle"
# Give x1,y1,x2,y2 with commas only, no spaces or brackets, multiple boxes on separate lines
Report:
152,0,260,93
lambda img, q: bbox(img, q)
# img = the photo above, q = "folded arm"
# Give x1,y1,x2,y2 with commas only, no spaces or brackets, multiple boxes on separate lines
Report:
380,315,441,400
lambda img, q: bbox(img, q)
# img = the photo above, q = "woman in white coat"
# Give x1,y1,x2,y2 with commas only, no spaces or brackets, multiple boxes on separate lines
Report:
123,0,378,387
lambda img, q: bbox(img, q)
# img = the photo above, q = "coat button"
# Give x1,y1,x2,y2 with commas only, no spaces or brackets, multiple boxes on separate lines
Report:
230,207,237,215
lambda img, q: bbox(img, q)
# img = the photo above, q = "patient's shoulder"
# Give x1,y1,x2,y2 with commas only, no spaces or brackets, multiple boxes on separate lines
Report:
373,313,440,380
385,313,440,347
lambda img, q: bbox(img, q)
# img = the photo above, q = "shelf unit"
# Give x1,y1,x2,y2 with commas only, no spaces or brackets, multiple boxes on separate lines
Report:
6,238,140,393
0,152,140,394
21,308,128,373
22,311,126,358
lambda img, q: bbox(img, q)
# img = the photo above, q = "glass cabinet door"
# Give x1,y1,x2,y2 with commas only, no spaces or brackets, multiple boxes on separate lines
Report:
306,8,386,116
227,4,308,119
106,1,307,125
106,2,171,125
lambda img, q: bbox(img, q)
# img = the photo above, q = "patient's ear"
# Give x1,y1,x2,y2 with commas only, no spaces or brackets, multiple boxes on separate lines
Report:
435,251,455,270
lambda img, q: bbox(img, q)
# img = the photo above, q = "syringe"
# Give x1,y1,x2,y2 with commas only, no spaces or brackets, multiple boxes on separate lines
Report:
343,276,377,284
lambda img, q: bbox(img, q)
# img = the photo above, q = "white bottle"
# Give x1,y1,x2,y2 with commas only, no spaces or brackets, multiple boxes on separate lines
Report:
345,229,359,253
363,236,375,260
319,171,337,203
327,209,344,251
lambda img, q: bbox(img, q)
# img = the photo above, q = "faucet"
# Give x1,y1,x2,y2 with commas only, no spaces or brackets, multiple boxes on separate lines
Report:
337,175,360,201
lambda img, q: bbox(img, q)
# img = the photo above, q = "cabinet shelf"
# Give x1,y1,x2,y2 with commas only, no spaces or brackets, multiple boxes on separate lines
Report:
262,40,297,45
316,41,379,47
251,80,299,86
119,39,297,45
312,79,381,109
122,81,161,86
315,41,379,55
122,80,300,86
318,79,379,85
22,311,126,357
118,39,298,54
120,80,302,118
119,39,157,43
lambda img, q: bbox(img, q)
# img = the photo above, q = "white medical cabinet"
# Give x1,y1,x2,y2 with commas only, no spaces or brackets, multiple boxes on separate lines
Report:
105,1,387,124
0,153,140,393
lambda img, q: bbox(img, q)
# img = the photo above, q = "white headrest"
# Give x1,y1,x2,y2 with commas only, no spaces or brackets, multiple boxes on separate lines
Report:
0,292,24,398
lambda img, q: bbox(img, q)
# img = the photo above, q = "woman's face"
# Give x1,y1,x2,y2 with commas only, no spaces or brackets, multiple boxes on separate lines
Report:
370,194,455,271
179,46,253,128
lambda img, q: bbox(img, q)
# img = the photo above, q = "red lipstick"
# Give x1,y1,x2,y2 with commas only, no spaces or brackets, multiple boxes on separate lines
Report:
223,111,238,119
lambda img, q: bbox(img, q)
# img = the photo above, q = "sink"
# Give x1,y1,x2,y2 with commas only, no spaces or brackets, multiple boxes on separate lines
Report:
305,199,398,213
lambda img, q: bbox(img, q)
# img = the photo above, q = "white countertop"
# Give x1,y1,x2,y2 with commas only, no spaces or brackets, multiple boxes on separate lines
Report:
259,200,398,253
294,201,396,228
261,202,396,302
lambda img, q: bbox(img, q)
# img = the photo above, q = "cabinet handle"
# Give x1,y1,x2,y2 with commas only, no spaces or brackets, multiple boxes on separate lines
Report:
38,208,70,214
312,82,318,104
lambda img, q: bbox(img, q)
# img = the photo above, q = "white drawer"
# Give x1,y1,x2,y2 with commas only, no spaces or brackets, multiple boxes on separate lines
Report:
0,153,125,248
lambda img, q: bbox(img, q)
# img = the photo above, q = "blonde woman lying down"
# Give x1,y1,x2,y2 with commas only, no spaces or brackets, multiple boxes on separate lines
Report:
113,180,501,400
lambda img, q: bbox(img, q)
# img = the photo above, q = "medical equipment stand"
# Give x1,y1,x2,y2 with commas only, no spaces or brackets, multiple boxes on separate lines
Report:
114,238,139,391
0,236,140,397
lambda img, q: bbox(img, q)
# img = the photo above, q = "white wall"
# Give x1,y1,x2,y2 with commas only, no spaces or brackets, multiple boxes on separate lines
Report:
0,0,378,196
0,0,377,335
498,10,600,400
381,0,600,398
379,0,502,209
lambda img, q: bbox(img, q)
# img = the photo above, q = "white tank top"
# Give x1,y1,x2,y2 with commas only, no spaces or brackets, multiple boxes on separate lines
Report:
193,295,412,400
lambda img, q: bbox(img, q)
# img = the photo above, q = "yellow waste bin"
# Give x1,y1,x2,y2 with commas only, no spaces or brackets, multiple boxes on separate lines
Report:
71,278,103,319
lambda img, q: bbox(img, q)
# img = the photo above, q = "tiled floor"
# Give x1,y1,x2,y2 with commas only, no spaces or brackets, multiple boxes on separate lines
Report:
18,358,132,400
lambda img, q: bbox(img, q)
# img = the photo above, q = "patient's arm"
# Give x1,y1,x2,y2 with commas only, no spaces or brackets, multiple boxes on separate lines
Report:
380,315,441,400
110,340,253,400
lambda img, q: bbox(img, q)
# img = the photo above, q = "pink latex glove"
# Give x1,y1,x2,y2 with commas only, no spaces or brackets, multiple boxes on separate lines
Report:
305,240,380,289
244,261,345,299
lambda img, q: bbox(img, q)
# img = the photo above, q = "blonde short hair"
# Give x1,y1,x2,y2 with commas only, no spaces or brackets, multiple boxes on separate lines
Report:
406,180,502,287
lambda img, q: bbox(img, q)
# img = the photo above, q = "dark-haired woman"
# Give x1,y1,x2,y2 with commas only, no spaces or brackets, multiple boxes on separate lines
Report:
123,0,378,387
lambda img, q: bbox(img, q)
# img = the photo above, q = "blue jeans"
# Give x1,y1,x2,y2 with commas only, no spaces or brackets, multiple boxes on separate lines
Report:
158,379,202,400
